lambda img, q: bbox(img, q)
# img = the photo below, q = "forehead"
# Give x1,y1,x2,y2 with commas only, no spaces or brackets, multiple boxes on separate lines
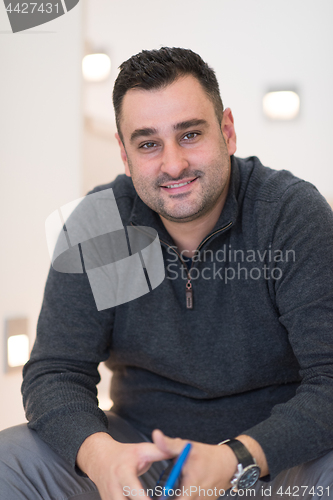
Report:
119,75,216,137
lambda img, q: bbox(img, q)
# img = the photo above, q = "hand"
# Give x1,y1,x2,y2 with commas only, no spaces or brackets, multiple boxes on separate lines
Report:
76,432,173,500
152,430,238,500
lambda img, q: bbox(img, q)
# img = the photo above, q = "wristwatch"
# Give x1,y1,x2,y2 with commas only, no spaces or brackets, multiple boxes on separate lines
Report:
218,439,261,491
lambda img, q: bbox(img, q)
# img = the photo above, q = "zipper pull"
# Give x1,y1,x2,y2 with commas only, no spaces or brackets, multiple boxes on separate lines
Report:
186,280,193,309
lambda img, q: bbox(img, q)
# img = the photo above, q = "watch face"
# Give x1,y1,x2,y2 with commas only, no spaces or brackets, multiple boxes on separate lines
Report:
238,465,260,489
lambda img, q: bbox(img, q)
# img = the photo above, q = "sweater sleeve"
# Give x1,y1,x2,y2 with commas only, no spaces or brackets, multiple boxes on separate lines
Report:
21,265,114,469
243,181,333,479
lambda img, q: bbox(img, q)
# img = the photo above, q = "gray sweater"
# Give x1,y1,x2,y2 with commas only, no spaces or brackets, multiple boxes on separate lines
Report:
22,156,333,480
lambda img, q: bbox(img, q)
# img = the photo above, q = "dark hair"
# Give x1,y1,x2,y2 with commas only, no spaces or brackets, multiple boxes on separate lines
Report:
113,47,224,142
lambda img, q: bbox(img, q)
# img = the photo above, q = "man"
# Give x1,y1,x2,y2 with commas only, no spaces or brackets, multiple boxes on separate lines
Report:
1,47,333,500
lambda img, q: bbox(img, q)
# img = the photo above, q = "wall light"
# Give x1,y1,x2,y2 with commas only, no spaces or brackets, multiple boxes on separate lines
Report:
98,395,114,411
5,317,30,373
263,90,300,120
8,335,29,368
82,53,111,82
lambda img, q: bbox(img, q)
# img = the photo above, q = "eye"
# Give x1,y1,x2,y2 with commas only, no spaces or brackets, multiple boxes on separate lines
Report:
140,141,157,149
182,132,199,141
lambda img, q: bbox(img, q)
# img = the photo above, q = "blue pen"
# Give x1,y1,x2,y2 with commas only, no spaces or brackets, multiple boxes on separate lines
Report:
161,443,192,498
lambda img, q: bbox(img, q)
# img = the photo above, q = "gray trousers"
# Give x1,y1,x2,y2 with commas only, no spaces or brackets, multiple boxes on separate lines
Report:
0,412,332,500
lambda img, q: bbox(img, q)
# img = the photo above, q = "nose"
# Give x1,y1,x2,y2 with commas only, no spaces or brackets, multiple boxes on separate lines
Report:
160,142,189,178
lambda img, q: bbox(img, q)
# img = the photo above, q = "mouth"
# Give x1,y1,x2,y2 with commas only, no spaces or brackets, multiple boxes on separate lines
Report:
160,177,198,193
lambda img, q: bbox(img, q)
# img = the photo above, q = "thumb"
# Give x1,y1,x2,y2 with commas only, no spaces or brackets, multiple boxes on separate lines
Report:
152,429,185,458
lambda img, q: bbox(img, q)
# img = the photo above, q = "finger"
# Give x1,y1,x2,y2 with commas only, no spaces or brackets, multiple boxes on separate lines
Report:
152,429,185,456
115,466,152,500
137,441,176,466
94,472,142,500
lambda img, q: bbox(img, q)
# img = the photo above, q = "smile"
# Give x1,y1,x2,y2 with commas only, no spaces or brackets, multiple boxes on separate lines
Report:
160,178,198,192
165,180,192,188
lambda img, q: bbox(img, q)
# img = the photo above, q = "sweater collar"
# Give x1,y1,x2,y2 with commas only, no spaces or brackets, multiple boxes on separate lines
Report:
129,155,240,246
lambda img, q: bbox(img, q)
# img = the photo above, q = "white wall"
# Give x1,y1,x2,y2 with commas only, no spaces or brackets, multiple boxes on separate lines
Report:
84,0,333,202
0,4,83,429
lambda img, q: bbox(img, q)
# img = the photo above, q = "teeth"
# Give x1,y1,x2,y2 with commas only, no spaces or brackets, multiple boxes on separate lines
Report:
165,181,191,189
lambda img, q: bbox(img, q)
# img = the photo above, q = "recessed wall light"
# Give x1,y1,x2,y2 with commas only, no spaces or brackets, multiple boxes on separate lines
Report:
82,53,111,82
263,90,300,120
7,334,29,368
5,317,29,372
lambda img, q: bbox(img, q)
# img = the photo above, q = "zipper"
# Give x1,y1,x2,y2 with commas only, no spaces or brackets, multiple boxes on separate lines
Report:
159,221,233,310
185,280,193,309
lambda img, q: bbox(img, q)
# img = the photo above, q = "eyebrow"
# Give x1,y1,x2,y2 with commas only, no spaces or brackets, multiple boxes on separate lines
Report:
130,119,208,143
174,119,208,131
130,127,157,143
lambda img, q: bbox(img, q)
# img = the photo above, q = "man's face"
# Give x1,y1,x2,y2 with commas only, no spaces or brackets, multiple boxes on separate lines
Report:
116,75,236,223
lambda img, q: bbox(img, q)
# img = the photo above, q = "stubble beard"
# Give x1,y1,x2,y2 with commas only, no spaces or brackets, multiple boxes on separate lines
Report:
127,150,230,223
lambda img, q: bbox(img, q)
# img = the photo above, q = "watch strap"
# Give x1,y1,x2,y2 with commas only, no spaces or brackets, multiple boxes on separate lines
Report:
219,439,254,468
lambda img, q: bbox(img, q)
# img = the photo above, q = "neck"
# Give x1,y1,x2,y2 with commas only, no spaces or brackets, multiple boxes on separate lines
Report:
160,182,230,258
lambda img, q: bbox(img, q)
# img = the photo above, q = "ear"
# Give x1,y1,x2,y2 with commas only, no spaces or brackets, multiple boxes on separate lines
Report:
221,108,237,156
115,133,131,177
